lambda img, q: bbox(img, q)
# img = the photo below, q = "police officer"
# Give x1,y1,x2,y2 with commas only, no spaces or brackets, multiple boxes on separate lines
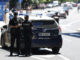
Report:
53,12,60,24
9,12,21,56
77,4,80,12
22,15,33,56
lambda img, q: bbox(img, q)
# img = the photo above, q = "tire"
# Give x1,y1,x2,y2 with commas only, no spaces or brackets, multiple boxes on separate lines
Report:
52,47,60,54
32,48,39,51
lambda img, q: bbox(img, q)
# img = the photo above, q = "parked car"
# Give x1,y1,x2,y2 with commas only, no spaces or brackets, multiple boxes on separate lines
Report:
45,9,67,19
1,16,62,54
58,8,67,18
72,3,77,7
47,3,54,8
45,10,56,17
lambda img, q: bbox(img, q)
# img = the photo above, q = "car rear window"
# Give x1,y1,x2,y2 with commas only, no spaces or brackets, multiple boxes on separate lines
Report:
32,20,58,29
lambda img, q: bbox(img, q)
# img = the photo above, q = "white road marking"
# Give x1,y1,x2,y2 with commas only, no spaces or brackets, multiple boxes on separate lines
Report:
38,55,55,58
0,48,71,60
32,55,70,60
31,56,46,60
58,55,70,60
0,45,2,47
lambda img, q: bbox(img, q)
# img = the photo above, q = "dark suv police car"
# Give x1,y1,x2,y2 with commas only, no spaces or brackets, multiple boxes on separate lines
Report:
1,16,62,54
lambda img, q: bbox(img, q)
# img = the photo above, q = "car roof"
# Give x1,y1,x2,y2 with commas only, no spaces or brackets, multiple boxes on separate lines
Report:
18,15,54,21
29,16,54,21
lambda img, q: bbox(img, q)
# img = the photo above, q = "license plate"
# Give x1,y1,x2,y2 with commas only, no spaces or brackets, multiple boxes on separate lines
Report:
39,33,50,36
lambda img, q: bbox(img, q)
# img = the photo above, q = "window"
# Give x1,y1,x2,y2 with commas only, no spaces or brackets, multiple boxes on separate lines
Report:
32,20,58,29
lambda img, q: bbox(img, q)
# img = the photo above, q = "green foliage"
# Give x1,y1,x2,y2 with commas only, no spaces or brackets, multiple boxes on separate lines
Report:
31,0,80,3
31,0,53,4
9,0,18,9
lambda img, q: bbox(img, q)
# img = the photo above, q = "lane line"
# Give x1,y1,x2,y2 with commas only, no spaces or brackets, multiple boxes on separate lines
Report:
31,56,46,60
58,55,70,60
0,45,2,47
39,55,55,58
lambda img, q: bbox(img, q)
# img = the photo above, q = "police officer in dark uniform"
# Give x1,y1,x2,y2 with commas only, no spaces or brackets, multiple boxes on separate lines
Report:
53,12,60,24
9,12,21,56
22,15,33,56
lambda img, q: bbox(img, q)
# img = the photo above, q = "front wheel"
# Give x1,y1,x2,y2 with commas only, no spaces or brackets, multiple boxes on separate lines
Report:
52,48,60,54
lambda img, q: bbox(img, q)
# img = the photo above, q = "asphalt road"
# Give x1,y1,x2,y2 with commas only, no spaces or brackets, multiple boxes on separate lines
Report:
60,7,80,60
0,7,80,60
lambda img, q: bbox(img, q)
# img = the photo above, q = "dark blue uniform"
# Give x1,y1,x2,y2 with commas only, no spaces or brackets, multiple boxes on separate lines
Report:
9,18,20,56
22,20,33,56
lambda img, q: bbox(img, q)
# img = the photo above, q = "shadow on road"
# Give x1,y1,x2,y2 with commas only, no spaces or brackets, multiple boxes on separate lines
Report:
32,49,52,55
62,32,80,38
1,47,60,56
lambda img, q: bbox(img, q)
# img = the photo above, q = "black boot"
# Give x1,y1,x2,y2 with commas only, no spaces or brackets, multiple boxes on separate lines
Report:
10,52,13,56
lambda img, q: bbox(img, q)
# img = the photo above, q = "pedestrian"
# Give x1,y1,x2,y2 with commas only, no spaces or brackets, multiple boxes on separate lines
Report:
9,12,21,56
4,6,9,24
53,12,60,24
22,15,33,57
63,6,69,15
26,5,32,15
77,4,80,12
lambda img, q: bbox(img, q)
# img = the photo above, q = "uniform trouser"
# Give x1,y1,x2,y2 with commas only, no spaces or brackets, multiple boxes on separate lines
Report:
10,33,20,54
24,36,32,55
65,11,69,15
55,19,59,24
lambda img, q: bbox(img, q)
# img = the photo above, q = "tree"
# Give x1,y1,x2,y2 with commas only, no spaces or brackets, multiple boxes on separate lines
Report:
9,0,18,9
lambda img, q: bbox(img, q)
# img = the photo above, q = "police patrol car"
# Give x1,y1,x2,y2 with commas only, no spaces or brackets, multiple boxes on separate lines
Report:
1,15,62,54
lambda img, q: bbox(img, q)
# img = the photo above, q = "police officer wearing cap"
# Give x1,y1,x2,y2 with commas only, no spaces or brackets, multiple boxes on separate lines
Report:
9,12,21,56
22,15,33,56
53,12,60,23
